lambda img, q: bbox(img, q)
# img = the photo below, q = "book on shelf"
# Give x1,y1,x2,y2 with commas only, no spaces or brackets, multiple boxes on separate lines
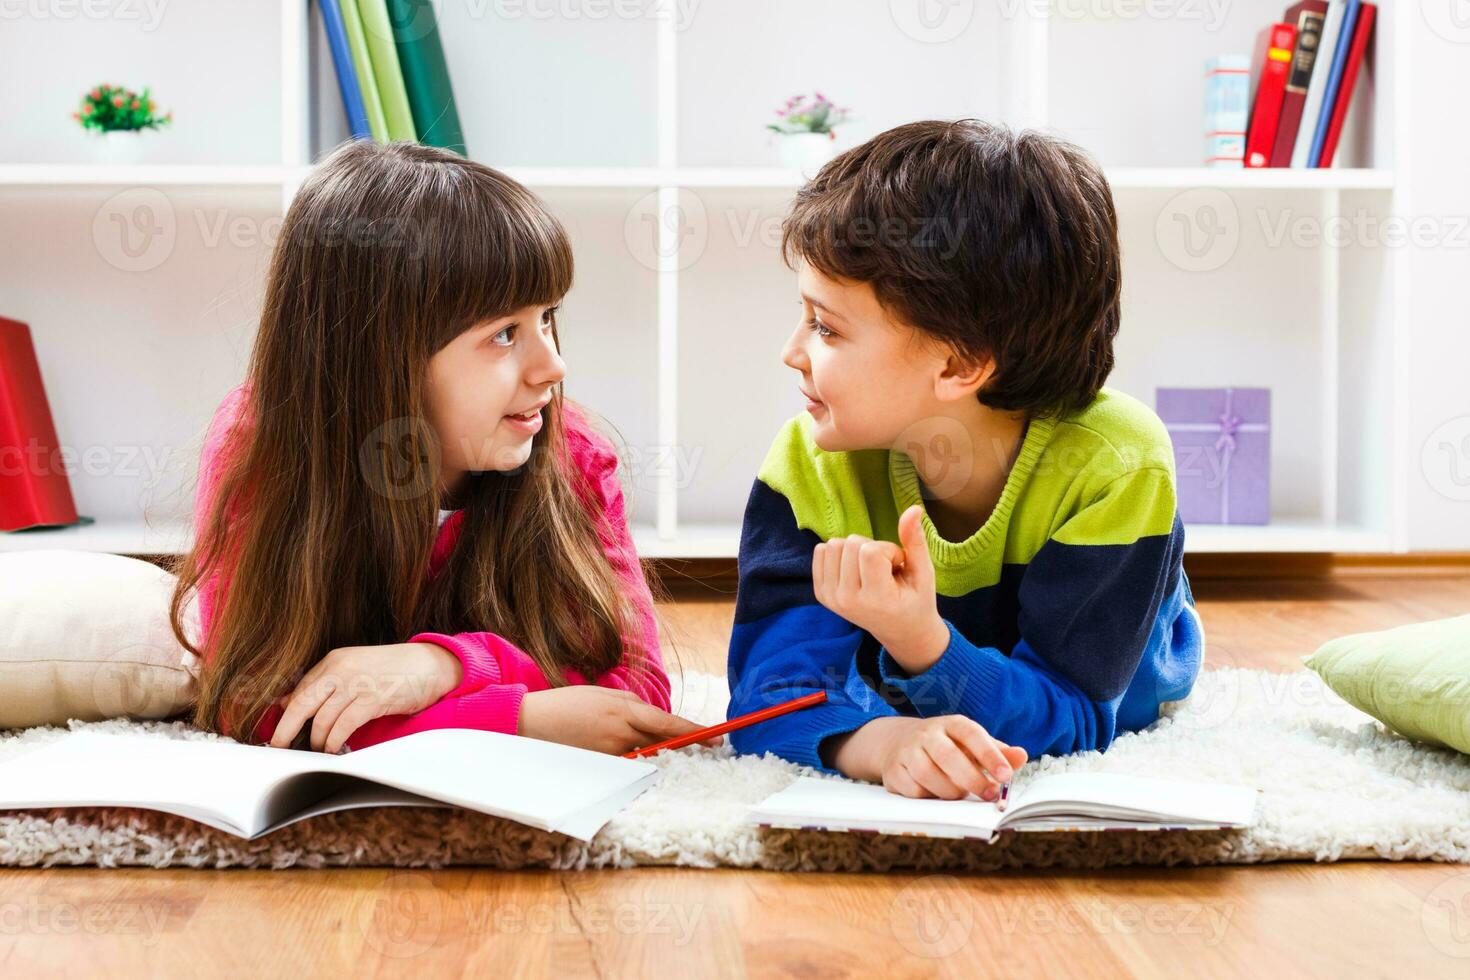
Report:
1204,55,1250,168
1307,0,1362,166
1243,0,1376,168
1244,22,1298,168
1290,0,1349,167
1317,2,1377,167
747,772,1259,842
0,316,81,533
315,0,372,140
314,0,468,156
1269,0,1328,167
0,728,659,843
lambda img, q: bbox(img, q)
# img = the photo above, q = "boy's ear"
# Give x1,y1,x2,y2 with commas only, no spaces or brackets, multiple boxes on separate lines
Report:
933,350,994,403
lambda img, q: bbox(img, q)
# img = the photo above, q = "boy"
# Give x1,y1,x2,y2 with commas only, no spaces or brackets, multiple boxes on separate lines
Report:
725,120,1204,801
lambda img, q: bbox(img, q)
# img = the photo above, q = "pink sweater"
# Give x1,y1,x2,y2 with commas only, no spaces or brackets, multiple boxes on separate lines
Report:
194,383,669,750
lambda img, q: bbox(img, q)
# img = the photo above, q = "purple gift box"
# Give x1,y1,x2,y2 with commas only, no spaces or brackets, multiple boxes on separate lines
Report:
1156,387,1270,525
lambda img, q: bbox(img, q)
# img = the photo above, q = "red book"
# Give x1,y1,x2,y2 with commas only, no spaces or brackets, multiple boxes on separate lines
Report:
0,316,80,531
1245,22,1298,168
1270,0,1329,167
1318,2,1377,167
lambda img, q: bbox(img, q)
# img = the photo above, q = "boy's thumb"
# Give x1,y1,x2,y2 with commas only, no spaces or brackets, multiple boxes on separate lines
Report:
898,504,932,574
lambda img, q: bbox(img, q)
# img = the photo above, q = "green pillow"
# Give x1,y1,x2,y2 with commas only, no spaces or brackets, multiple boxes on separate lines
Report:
1304,614,1470,755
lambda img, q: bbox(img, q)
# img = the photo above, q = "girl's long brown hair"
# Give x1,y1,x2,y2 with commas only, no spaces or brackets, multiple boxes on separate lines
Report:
169,139,661,743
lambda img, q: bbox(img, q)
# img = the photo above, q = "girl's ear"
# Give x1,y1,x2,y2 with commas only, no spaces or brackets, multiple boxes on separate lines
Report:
934,350,994,403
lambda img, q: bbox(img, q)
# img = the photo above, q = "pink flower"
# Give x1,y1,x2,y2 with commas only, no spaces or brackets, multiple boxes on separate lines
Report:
112,95,124,107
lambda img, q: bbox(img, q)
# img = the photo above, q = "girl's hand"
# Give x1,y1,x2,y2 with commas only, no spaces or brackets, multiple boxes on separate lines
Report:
518,686,724,756
813,504,950,674
270,642,464,753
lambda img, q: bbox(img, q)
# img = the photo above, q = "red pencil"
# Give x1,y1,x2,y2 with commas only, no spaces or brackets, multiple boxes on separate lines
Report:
622,690,828,759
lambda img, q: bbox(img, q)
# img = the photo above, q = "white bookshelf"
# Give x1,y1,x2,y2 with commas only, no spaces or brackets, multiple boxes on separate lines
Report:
0,0,1427,558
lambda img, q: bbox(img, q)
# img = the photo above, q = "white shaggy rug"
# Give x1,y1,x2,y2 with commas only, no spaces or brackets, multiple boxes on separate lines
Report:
2,666,1469,870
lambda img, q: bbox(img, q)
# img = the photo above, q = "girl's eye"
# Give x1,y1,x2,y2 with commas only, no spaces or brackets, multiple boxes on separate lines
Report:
491,325,516,347
806,316,833,339
541,305,560,328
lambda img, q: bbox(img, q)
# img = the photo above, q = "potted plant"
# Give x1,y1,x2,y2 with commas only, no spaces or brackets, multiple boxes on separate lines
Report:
767,92,851,176
73,83,173,164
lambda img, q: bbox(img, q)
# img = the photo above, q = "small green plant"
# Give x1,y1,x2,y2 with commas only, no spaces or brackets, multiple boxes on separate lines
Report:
73,83,173,133
767,92,851,137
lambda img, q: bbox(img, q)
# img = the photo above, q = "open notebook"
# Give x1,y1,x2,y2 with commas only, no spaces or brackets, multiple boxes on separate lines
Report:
0,728,659,843
748,772,1258,842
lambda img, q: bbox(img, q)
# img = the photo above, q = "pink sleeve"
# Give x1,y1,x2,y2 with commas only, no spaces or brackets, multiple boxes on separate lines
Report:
193,383,252,661
396,404,670,744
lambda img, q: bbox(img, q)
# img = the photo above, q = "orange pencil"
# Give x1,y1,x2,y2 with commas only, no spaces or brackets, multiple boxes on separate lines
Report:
622,690,828,759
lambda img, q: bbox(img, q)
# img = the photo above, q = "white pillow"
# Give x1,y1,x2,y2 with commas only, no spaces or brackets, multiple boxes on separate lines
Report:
0,549,199,729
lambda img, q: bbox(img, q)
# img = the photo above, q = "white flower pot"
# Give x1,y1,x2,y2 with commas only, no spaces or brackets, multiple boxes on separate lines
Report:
777,131,839,178
90,129,151,165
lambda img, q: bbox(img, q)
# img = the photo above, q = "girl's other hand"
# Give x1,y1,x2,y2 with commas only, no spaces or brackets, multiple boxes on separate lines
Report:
518,686,723,756
269,641,464,754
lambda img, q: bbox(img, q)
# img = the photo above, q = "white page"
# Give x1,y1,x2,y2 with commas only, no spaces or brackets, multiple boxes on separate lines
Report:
0,727,660,843
323,728,659,842
1004,772,1257,827
0,731,329,836
747,777,1007,840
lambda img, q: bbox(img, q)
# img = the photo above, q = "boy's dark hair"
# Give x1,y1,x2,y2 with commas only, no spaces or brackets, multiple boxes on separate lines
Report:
781,119,1120,419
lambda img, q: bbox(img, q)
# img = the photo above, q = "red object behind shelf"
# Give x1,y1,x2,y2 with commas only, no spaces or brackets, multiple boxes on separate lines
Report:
0,316,80,531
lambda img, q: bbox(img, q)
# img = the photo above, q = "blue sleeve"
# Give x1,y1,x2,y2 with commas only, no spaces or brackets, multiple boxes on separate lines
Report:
726,480,900,775
873,472,1189,759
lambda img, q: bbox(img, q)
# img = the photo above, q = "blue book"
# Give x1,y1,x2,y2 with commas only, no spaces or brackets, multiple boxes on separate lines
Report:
316,0,373,141
1308,0,1361,167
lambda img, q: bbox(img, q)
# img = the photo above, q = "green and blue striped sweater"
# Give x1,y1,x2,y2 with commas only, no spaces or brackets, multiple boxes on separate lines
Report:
725,387,1204,774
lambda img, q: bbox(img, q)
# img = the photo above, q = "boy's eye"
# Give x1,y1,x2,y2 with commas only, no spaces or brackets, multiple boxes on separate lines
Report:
806,316,833,339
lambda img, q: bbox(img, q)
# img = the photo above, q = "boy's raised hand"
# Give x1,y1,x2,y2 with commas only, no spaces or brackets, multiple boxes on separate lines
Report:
812,503,951,675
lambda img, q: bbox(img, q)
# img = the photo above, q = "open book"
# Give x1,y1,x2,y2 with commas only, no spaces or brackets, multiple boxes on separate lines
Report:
748,772,1258,842
0,728,659,843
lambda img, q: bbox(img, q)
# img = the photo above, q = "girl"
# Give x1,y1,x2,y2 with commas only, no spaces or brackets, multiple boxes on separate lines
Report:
169,139,715,757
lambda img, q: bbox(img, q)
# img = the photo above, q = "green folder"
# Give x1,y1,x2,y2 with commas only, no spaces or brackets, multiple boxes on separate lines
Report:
338,0,387,141
357,0,417,142
385,0,467,155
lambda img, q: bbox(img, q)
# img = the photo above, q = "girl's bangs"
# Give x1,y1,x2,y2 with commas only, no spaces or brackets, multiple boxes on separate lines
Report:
438,174,574,336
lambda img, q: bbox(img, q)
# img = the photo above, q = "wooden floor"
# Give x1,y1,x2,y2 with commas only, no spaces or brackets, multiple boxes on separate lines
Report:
4,573,1469,977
